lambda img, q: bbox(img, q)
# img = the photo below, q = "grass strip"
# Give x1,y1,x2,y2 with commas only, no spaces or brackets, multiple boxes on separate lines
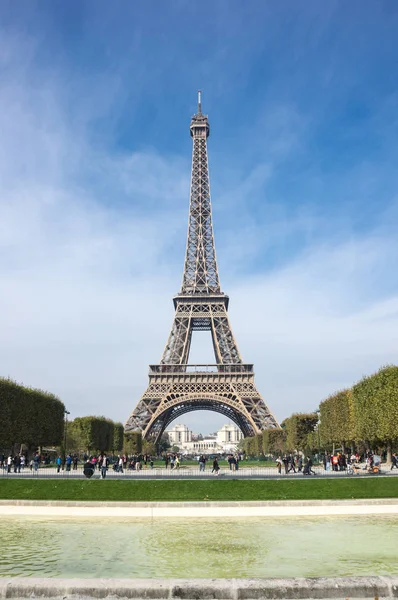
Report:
0,477,397,502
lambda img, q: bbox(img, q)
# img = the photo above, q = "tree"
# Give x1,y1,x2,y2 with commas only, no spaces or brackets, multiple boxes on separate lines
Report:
352,365,398,460
113,423,124,452
158,432,171,454
171,445,180,453
319,390,355,452
262,428,286,455
123,432,142,455
282,413,318,454
68,416,114,454
142,440,157,456
0,377,65,451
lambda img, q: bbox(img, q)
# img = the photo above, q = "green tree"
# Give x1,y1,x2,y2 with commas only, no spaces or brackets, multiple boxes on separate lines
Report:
112,423,124,452
123,432,142,455
142,440,157,456
158,432,171,454
282,413,318,454
0,377,65,451
262,428,286,456
352,365,398,460
319,389,355,452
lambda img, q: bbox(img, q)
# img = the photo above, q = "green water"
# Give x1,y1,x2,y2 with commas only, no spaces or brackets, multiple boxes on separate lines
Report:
0,516,397,578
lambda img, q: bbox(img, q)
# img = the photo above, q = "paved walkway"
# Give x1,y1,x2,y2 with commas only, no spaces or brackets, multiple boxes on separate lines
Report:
1,498,398,518
2,465,398,479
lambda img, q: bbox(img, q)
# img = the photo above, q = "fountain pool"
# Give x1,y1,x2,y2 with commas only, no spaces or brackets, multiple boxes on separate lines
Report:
0,515,397,579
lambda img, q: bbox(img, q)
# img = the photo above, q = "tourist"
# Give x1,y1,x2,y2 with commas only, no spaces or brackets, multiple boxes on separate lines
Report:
164,455,169,469
65,454,72,472
56,456,62,473
33,452,40,473
20,455,25,470
118,455,124,473
331,454,339,471
199,455,205,471
282,455,289,474
73,455,78,470
13,455,21,474
234,453,240,470
287,455,296,474
175,456,180,469
212,457,220,476
391,453,398,470
7,454,12,473
297,456,303,472
150,457,154,469
276,456,282,474
303,456,316,476
170,455,175,469
100,453,109,479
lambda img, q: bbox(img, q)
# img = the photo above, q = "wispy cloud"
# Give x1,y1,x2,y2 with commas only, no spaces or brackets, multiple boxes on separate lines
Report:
1,5,398,433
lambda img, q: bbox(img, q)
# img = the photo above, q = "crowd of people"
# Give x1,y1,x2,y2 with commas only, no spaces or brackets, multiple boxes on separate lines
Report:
1,450,397,476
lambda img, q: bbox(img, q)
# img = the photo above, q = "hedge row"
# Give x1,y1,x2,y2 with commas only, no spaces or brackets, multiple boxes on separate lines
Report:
320,365,398,450
0,377,65,449
244,364,398,457
67,417,124,453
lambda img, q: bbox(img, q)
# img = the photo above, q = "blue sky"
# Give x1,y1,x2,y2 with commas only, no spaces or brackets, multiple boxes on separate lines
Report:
1,1,398,433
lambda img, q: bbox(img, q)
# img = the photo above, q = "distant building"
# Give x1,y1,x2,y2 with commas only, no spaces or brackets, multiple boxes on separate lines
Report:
165,423,243,455
167,423,192,445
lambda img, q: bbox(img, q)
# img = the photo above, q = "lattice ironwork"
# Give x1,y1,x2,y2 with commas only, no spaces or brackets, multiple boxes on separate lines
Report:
125,93,279,443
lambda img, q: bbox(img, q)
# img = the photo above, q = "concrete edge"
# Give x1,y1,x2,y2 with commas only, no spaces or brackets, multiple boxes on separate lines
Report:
0,577,398,599
1,498,398,518
1,498,398,507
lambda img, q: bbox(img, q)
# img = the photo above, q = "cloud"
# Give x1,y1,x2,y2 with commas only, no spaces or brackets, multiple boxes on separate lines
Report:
1,14,398,436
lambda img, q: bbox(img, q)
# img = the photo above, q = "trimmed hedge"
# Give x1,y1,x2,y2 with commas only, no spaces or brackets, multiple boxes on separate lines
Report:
282,413,318,453
0,377,65,449
123,431,142,455
113,423,124,452
319,389,355,449
262,428,286,455
68,416,114,453
352,365,398,445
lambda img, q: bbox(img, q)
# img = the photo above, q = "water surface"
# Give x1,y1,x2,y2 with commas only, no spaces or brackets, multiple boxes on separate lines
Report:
0,516,397,578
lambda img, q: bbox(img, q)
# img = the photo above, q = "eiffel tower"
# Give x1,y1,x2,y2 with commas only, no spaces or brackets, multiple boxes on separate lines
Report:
125,92,278,443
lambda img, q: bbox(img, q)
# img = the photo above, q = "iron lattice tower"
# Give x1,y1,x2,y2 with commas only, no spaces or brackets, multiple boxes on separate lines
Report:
125,92,279,442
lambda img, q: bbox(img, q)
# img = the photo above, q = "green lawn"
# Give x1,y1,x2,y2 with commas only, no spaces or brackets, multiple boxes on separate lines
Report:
0,477,397,502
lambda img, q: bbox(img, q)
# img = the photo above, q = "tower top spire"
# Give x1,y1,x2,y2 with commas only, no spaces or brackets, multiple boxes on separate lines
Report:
198,90,202,114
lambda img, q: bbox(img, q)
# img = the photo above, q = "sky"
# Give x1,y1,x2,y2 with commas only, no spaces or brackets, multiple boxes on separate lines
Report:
1,1,398,435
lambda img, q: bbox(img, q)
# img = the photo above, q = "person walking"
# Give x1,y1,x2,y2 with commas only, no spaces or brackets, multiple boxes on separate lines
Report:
20,455,25,471
73,455,78,470
297,456,303,472
65,454,72,472
391,453,398,470
287,455,296,474
33,453,40,473
118,455,124,474
212,458,220,476
100,453,109,479
56,456,62,473
303,456,316,476
13,455,21,474
276,456,282,475
7,454,12,474
234,453,239,471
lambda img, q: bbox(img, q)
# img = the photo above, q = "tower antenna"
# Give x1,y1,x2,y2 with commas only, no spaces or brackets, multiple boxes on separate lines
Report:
198,90,202,114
